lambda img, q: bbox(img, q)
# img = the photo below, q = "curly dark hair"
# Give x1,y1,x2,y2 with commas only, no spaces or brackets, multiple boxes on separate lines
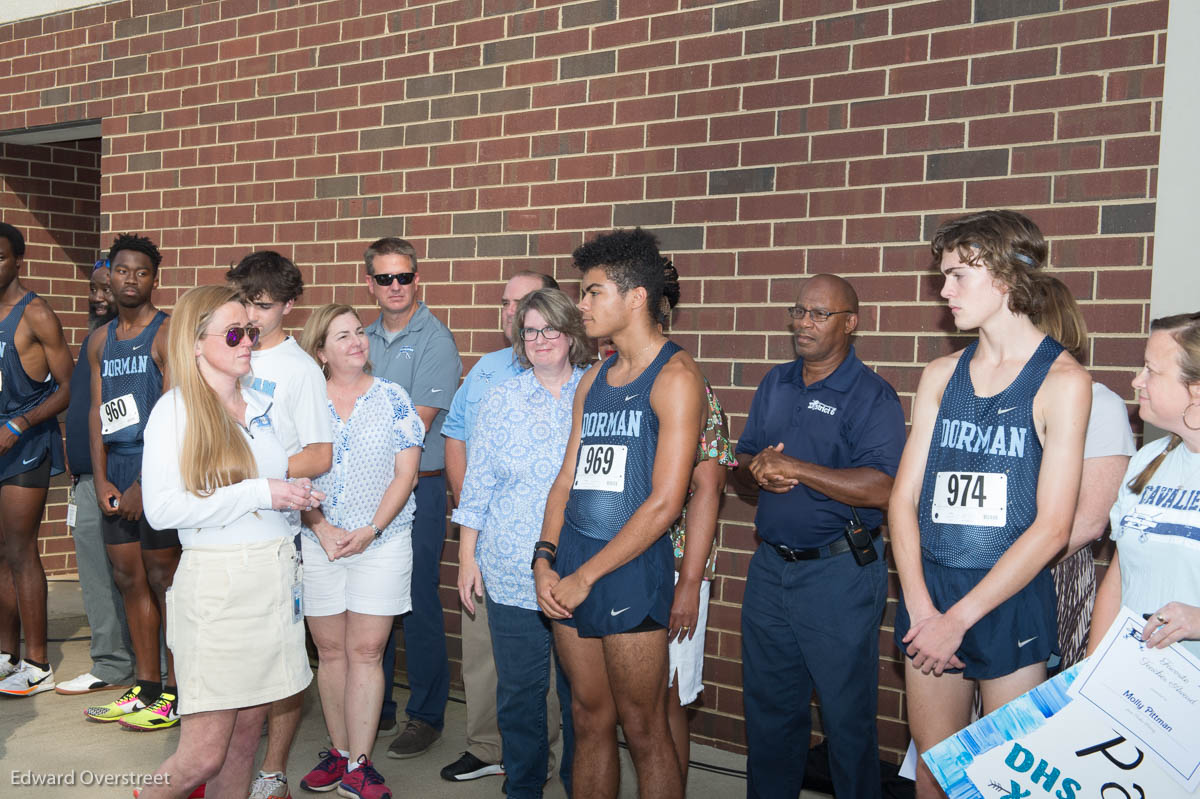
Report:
0,222,25,259
227,251,304,304
107,233,163,275
572,228,665,323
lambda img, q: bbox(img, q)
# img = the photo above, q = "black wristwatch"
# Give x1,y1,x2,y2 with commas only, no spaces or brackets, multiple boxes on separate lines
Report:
370,523,383,539
531,549,555,570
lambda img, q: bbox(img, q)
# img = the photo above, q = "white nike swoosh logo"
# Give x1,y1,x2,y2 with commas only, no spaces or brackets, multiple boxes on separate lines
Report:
610,607,630,617
624,394,637,402
1017,636,1037,648
131,344,144,350
431,388,442,393
997,407,1017,414
22,457,37,465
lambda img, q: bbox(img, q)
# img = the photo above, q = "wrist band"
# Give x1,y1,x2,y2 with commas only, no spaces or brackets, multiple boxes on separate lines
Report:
5,420,22,436
534,540,557,555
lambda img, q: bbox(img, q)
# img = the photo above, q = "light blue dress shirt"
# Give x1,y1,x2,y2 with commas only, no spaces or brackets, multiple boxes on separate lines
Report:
441,346,525,442
452,367,585,610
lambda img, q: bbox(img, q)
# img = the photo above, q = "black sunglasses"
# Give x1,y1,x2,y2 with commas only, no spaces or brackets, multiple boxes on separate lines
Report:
371,272,416,287
203,326,260,347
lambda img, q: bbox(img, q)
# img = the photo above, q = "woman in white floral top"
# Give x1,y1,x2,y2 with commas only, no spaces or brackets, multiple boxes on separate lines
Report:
298,305,424,799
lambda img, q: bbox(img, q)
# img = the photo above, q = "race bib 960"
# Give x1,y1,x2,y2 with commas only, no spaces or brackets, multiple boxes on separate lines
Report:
100,393,140,436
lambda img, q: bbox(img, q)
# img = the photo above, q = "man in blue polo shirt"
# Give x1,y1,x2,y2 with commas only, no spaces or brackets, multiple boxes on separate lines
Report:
732,274,905,799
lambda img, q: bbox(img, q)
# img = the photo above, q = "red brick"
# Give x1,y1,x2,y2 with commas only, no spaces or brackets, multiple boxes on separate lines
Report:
707,223,772,250
928,86,1011,120
814,10,888,45
593,18,648,50
740,193,808,221
617,42,677,73
679,32,741,64
968,112,1054,146
1012,141,1102,174
885,122,964,154
846,215,921,243
1061,36,1156,74
1107,67,1164,102
1013,75,1103,112
972,48,1058,85
809,187,881,218
742,79,811,111
850,95,925,128
808,246,881,274
893,0,970,34
711,55,777,88
1017,9,1108,47
677,143,738,171
889,60,968,95
1060,103,1153,139
779,45,850,79
676,197,738,223
650,8,713,39
1110,0,1168,36
777,104,846,135
742,136,809,167
648,65,710,96
1104,136,1159,168
813,69,886,103
776,162,847,191
646,119,707,147
677,87,739,117
884,181,963,213
810,129,883,160
1052,237,1144,268
849,156,925,187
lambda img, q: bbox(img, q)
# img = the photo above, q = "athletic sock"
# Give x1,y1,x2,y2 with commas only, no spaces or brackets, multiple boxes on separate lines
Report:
137,679,163,704
346,757,359,772
25,659,50,671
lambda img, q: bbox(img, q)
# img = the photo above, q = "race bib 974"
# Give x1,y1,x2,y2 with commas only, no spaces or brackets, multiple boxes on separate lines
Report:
931,471,1007,527
572,444,627,493
100,393,140,436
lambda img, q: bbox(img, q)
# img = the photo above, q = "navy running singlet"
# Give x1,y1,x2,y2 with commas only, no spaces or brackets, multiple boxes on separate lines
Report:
563,340,681,542
0,292,65,481
918,336,1064,569
99,311,166,489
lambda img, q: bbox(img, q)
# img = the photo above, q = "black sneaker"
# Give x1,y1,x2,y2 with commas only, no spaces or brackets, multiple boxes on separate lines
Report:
385,718,440,759
440,752,504,782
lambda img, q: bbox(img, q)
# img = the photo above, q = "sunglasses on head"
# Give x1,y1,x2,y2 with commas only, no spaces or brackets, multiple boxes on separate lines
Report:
371,272,416,287
203,326,260,347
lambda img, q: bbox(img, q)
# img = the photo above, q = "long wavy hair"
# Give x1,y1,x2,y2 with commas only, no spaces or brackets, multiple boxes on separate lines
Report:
168,285,257,496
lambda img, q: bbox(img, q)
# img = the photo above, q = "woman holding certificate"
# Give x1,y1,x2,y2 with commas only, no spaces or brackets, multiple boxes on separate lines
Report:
1090,312,1200,658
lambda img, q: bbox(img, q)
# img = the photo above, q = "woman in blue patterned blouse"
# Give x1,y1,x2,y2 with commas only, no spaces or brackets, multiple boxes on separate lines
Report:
297,304,425,799
454,288,593,798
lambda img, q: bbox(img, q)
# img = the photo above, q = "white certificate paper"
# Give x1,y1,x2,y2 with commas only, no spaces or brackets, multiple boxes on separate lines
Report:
1068,606,1200,791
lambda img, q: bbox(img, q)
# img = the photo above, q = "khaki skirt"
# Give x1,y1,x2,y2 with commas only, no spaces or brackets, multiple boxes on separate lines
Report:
167,537,312,714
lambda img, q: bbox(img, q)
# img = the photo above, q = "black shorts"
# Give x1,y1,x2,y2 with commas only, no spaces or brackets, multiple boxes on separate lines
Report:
101,512,180,551
0,452,50,488
894,558,1058,680
554,526,673,638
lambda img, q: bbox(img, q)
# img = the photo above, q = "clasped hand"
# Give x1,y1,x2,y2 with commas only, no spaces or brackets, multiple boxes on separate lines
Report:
749,443,799,493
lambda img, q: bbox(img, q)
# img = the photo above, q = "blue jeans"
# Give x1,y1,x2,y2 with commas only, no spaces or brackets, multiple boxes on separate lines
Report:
741,537,887,799
487,595,574,799
381,474,450,729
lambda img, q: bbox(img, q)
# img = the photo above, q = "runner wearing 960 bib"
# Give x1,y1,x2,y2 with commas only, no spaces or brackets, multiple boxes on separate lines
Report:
536,228,704,799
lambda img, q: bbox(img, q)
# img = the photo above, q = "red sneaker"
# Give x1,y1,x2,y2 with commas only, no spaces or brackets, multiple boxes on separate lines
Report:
335,756,391,799
301,750,348,792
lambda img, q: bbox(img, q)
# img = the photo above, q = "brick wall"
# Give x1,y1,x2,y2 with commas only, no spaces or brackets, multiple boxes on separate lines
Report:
0,138,101,575
0,0,1165,758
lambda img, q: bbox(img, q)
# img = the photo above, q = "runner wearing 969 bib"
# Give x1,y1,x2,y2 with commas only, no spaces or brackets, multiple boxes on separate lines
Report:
536,228,704,799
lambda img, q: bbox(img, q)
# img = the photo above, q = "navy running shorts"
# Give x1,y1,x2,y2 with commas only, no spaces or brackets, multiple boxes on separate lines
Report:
553,526,673,638
894,558,1058,680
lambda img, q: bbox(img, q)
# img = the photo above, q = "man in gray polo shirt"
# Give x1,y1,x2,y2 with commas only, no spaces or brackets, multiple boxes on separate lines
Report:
363,237,463,759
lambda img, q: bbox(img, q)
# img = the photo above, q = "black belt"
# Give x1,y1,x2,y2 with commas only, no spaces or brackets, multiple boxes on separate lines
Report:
768,527,881,562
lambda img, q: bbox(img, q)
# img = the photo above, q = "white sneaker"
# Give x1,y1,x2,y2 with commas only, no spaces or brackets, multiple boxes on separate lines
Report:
0,653,14,680
249,770,291,798
0,660,55,697
55,671,125,695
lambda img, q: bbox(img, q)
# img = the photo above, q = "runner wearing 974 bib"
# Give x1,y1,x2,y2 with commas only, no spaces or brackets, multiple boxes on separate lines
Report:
889,211,1091,799
536,228,704,799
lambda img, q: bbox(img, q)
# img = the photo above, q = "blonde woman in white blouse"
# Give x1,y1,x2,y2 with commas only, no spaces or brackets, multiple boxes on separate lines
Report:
139,285,321,798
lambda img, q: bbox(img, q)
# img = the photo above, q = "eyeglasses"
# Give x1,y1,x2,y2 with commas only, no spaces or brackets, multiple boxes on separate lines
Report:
520,326,562,342
788,306,854,323
203,326,260,347
371,272,416,287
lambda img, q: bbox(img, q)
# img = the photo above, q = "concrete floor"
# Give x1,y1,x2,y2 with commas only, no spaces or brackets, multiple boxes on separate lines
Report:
1,578,815,799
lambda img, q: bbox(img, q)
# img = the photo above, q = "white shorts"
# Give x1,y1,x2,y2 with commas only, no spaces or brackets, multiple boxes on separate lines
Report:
667,573,710,706
167,538,312,714
301,532,413,617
